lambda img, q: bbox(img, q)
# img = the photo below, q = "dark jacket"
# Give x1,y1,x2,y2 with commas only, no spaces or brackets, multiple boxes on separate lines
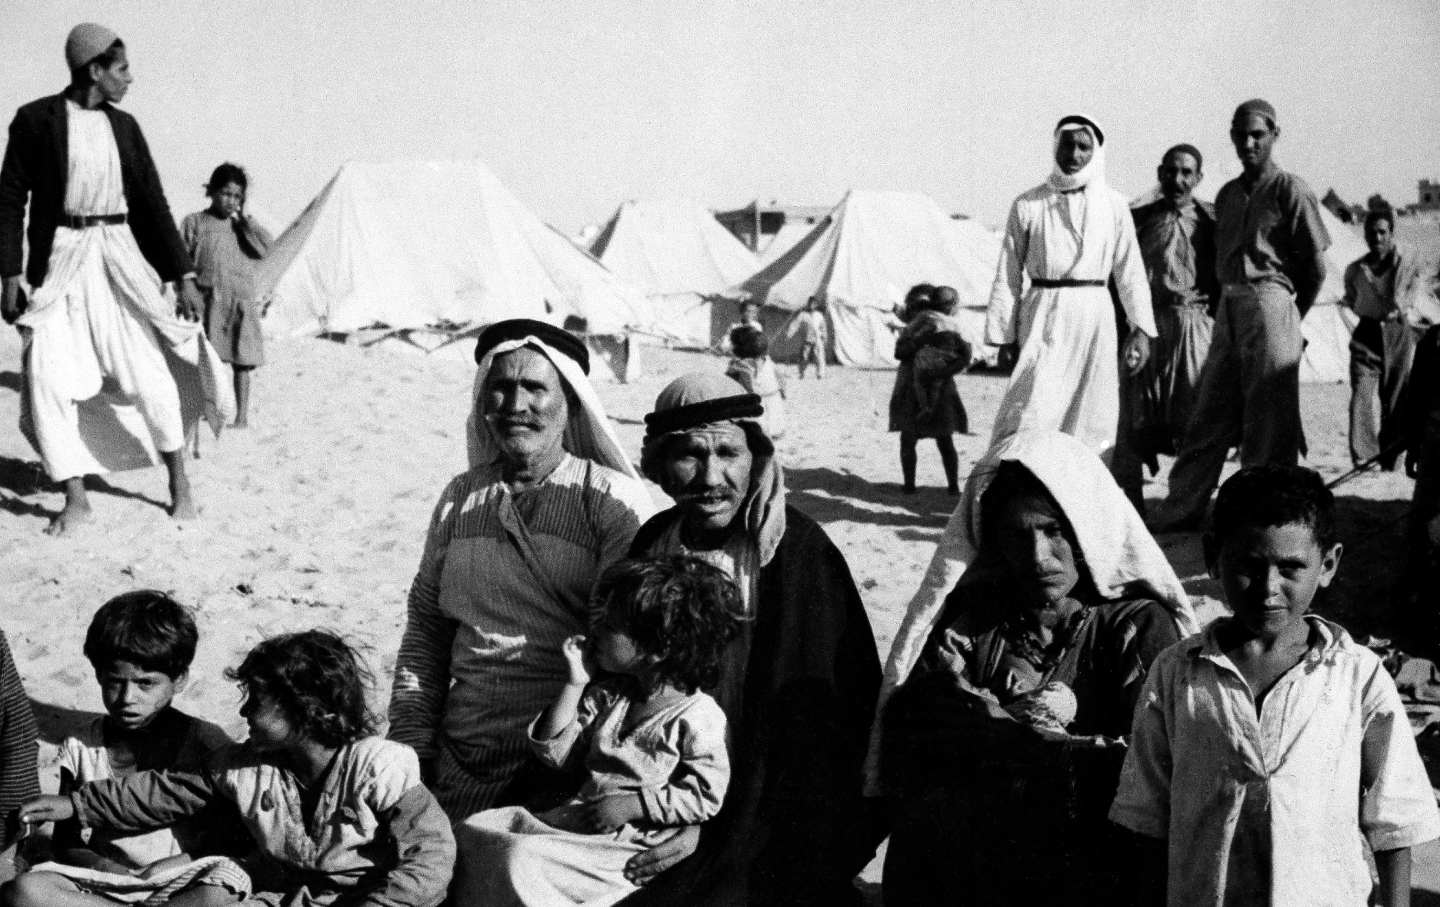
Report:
0,93,190,287
622,505,883,907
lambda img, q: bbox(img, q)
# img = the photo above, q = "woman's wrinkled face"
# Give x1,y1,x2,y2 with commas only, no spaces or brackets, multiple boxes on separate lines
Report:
659,424,754,534
481,348,569,463
992,490,1081,606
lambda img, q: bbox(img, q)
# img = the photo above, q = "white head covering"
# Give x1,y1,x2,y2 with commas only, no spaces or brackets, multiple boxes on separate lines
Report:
465,334,639,480
863,429,1197,791
1047,115,1107,193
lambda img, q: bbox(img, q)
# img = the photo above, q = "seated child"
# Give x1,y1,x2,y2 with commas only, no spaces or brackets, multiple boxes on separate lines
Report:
452,556,746,906
726,325,786,439
1110,465,1440,905
903,286,972,423
5,590,244,905
0,626,39,864
13,631,455,907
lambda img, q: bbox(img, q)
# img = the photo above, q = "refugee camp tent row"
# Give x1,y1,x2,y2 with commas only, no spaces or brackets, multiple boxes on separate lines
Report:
589,196,757,350
255,159,654,378
730,189,1002,368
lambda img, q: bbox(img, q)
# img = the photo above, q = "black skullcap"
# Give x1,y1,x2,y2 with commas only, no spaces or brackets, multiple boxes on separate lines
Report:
474,318,589,375
1232,98,1277,129
1163,143,1204,170
1055,114,1104,146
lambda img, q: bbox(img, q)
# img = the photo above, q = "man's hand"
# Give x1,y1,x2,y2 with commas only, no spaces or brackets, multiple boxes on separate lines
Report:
561,634,595,687
18,794,76,827
176,277,203,322
1122,328,1151,376
578,793,644,833
624,824,700,885
2,276,24,324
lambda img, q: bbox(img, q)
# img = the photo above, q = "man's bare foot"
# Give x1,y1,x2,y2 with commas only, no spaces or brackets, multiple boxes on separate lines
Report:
161,450,198,521
231,419,249,429
45,478,92,536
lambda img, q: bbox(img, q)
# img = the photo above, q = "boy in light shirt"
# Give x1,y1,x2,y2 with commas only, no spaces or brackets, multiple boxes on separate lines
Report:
1110,465,1440,906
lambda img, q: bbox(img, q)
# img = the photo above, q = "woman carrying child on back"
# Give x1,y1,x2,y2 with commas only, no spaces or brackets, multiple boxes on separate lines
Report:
12,631,455,907
180,163,272,432
725,325,786,440
452,555,746,906
889,283,970,494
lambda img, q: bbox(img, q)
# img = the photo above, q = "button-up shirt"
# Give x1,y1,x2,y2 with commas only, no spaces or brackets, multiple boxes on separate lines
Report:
1110,615,1440,906
1214,165,1331,293
1342,247,1429,323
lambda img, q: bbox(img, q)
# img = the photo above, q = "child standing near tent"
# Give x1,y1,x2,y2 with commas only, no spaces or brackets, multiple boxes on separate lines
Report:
726,324,787,439
452,556,742,906
795,295,828,378
181,163,273,432
905,287,973,423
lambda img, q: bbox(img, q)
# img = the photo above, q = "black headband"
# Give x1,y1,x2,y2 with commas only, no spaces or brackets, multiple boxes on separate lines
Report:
643,394,763,440
474,318,589,374
1056,115,1104,146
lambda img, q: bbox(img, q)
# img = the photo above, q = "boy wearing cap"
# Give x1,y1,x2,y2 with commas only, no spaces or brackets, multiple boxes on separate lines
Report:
0,24,222,535
1150,99,1331,532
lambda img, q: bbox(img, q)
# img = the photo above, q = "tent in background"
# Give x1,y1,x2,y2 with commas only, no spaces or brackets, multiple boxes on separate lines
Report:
1299,205,1368,382
255,160,654,351
589,197,757,349
730,190,1001,368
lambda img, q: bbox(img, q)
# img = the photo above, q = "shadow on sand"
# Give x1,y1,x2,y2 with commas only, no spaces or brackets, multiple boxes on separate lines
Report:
785,466,953,530
29,699,105,747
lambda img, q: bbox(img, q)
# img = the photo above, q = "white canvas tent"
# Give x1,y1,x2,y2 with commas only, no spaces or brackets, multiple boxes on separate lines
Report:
589,197,757,348
256,160,654,343
1299,205,1368,382
730,190,1001,368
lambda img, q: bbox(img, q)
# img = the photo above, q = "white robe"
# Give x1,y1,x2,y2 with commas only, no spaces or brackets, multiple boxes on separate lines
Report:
16,101,231,482
985,181,1154,459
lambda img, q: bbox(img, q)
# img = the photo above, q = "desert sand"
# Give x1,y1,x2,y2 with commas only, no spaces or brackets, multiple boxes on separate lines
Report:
1,217,1436,895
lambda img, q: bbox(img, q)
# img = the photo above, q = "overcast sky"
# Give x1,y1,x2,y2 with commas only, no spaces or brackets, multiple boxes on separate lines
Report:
3,1,1436,233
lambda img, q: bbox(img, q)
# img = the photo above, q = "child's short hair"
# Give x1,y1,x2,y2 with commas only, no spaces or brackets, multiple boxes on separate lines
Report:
730,325,768,359
929,285,960,315
1211,465,1337,548
225,630,376,748
206,162,248,194
83,590,198,678
592,556,747,694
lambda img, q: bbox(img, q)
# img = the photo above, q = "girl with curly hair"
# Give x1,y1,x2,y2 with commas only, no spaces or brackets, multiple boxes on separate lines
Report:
15,631,456,906
453,555,746,906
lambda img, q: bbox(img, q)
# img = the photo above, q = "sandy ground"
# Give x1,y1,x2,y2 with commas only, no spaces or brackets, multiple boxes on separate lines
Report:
1,234,1437,896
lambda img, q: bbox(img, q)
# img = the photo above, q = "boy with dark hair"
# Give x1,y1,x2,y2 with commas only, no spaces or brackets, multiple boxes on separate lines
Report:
1111,465,1440,905
4,590,243,905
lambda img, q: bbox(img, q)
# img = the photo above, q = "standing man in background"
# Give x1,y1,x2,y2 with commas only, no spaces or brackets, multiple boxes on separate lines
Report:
1112,143,1217,511
0,23,228,535
1149,99,1330,531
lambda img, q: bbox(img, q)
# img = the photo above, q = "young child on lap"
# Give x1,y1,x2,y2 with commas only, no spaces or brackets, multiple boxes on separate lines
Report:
1110,466,1440,905
13,631,455,907
453,556,746,906
4,590,244,905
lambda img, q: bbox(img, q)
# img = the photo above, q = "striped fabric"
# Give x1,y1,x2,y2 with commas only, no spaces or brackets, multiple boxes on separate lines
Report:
388,454,653,820
0,629,40,850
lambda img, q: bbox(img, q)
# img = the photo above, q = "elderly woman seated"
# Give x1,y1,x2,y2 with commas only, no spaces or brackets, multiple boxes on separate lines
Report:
620,372,883,907
877,429,1196,907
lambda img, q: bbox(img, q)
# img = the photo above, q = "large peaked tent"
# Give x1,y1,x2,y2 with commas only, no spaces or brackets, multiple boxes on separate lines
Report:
731,190,1000,367
256,159,653,340
589,196,757,348
1299,205,1368,382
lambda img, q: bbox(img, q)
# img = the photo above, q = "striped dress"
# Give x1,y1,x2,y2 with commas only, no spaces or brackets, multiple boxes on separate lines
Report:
0,628,39,850
388,454,654,820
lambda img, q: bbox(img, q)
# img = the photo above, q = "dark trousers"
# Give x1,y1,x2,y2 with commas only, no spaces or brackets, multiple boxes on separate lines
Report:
1348,316,1419,467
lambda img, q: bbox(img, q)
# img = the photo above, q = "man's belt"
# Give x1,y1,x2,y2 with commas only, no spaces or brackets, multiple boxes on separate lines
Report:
60,213,127,229
1031,278,1106,288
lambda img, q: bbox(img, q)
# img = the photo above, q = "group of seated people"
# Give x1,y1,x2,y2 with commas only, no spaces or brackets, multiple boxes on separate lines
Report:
0,317,1434,906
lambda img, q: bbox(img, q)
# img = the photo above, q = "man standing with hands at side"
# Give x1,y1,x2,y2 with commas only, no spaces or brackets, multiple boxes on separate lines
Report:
1149,99,1330,532
0,23,230,535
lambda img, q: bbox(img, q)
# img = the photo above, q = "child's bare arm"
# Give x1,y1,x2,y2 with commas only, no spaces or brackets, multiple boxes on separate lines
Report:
1374,848,1412,907
533,635,592,743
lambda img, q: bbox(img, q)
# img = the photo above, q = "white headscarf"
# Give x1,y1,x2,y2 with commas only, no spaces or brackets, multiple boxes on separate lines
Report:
864,429,1197,791
465,335,640,480
1047,115,1107,192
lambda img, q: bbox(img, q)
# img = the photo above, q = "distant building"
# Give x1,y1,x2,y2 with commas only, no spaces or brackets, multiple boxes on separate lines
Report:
1419,179,1440,211
1322,188,1356,223
714,200,832,252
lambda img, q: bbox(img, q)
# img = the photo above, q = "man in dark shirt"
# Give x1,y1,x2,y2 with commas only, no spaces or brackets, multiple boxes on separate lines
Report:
1113,144,1217,511
1149,100,1330,531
